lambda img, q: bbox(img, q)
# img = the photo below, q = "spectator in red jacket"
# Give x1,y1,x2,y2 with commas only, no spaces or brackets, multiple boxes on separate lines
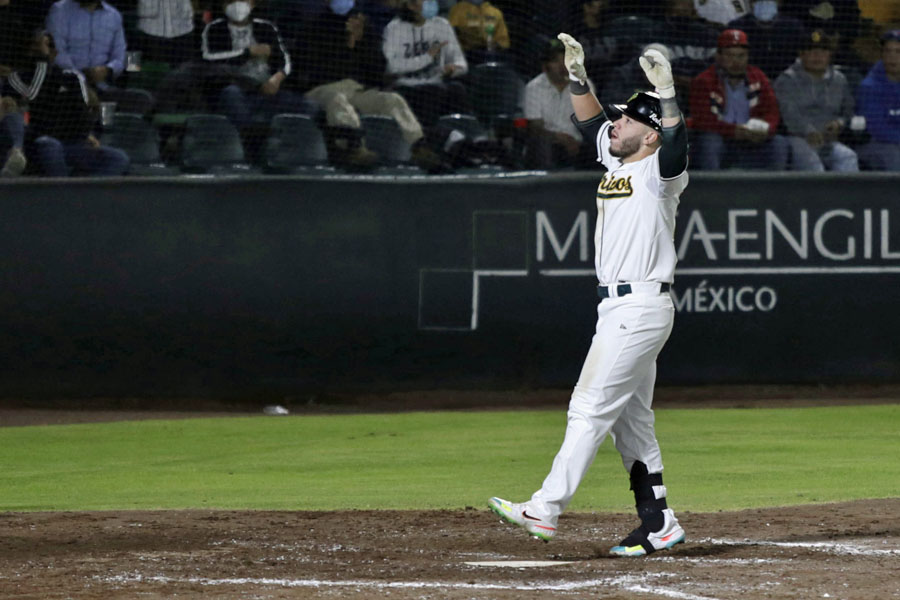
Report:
689,28,788,170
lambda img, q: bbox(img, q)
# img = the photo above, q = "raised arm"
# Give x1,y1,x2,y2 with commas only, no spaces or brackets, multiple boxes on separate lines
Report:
557,33,602,121
639,48,687,177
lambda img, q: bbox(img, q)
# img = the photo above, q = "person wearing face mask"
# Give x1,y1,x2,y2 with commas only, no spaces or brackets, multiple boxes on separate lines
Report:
202,0,315,149
132,0,196,66
727,0,806,80
45,0,127,90
692,0,748,26
301,0,443,171
447,0,510,64
382,0,470,126
6,29,130,176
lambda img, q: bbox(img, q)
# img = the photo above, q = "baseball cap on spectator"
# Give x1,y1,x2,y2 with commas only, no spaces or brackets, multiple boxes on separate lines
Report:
881,29,900,44
541,38,565,63
802,29,837,51
718,29,748,49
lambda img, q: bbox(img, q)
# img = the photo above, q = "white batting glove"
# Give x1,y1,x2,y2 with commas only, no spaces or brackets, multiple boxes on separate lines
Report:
639,48,675,99
557,32,587,84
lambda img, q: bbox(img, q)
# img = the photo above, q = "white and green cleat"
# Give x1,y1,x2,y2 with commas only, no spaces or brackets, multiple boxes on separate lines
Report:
488,497,557,541
610,508,685,557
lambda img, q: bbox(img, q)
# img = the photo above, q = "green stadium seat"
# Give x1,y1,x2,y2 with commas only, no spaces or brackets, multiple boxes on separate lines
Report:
181,114,256,174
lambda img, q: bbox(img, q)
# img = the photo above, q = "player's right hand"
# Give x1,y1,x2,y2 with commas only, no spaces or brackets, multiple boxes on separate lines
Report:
557,32,587,84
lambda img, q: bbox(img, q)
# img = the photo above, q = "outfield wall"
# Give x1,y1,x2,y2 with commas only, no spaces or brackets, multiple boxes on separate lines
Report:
1,172,898,397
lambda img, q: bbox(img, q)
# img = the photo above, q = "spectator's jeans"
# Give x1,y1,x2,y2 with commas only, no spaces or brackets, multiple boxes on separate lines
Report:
856,141,900,171
305,79,425,145
218,83,318,130
0,112,26,156
693,132,789,170
787,136,859,172
30,136,130,176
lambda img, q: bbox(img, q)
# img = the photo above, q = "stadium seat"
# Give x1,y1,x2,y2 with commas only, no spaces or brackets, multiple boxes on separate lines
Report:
264,114,334,174
180,114,255,174
466,62,524,128
114,88,156,115
99,112,178,175
360,115,422,173
437,114,490,142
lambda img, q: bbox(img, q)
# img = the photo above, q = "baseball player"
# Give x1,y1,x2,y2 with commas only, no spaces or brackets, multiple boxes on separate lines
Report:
488,32,689,557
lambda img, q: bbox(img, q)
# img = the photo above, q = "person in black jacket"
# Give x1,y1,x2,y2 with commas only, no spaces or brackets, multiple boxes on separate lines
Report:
299,0,441,170
7,30,129,176
201,0,316,130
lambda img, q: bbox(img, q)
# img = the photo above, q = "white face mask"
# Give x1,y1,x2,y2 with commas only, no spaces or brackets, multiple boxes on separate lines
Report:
225,1,252,22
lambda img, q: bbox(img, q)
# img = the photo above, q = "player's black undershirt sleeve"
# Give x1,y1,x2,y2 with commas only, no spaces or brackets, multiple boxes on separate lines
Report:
570,111,609,149
658,119,688,179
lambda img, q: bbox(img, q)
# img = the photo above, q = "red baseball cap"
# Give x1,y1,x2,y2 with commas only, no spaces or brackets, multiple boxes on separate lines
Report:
718,29,748,49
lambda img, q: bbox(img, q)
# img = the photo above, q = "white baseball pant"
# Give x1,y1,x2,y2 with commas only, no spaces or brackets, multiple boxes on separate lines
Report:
530,291,675,523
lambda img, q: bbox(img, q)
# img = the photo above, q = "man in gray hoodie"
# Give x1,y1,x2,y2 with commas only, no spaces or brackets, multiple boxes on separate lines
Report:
773,28,857,171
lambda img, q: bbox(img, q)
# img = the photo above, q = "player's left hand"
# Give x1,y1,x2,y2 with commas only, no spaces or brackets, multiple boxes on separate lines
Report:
639,49,674,99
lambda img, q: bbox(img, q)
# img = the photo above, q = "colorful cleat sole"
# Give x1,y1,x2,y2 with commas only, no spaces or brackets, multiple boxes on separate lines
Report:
488,497,555,542
610,532,685,557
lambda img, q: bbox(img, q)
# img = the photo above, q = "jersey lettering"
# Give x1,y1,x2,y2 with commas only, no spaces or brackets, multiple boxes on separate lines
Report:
597,173,634,199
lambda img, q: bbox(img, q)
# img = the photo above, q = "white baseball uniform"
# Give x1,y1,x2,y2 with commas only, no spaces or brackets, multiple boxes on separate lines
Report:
529,118,689,523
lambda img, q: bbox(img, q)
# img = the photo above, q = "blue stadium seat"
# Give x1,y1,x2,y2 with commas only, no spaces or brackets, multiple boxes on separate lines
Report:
264,114,335,174
99,112,178,176
360,115,423,173
181,114,255,174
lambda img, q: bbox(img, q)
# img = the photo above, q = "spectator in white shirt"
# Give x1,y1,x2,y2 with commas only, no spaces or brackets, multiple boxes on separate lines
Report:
523,38,594,169
132,0,196,66
382,0,471,126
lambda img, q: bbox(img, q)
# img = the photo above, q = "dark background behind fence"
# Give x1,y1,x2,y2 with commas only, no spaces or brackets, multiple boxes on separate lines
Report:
1,172,898,399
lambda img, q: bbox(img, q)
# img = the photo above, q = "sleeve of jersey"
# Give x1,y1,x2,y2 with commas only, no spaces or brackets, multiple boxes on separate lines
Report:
570,111,611,166
658,119,688,179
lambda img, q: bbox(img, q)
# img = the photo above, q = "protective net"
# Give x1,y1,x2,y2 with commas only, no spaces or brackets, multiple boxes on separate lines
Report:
0,0,898,176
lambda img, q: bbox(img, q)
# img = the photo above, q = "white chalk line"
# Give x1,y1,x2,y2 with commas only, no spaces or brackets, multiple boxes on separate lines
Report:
706,538,900,556
103,572,719,599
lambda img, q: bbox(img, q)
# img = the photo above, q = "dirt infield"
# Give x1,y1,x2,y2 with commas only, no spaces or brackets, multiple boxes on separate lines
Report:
2,391,899,599
0,499,898,599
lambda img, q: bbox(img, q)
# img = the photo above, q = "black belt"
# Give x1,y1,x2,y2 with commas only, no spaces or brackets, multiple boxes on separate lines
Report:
597,283,670,299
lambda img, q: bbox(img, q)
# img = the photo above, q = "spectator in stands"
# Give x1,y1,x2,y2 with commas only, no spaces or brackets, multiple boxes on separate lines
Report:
46,0,127,96
783,0,863,69
600,43,673,109
0,97,27,177
382,0,470,126
727,0,806,80
774,29,858,171
659,0,719,107
447,0,510,64
568,0,623,84
693,0,749,27
301,0,442,170
131,0,196,66
690,28,788,169
201,0,314,131
7,30,129,176
855,29,900,170
0,0,28,177
522,38,593,169
362,0,404,38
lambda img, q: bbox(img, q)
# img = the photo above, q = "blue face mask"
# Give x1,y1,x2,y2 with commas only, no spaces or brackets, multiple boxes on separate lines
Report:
330,0,355,16
753,0,778,21
422,0,439,19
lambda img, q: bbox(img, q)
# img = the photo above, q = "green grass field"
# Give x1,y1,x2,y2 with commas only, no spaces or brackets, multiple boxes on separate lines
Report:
1,404,898,513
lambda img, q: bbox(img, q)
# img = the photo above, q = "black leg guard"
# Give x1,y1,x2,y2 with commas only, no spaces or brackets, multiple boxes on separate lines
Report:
618,461,668,554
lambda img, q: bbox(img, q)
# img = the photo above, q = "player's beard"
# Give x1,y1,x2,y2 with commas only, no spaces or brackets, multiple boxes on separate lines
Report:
609,133,642,159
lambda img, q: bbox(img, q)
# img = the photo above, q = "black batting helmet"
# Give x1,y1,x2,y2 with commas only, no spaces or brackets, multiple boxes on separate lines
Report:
607,91,663,132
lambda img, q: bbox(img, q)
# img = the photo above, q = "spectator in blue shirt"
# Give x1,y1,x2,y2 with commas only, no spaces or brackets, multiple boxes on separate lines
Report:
856,30,900,171
46,0,127,91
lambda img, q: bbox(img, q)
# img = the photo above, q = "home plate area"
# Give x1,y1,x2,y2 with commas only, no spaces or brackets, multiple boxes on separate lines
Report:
1,499,897,599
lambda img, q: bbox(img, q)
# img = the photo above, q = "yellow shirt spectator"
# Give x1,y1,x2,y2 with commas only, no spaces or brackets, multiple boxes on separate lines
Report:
859,0,900,25
448,1,511,51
